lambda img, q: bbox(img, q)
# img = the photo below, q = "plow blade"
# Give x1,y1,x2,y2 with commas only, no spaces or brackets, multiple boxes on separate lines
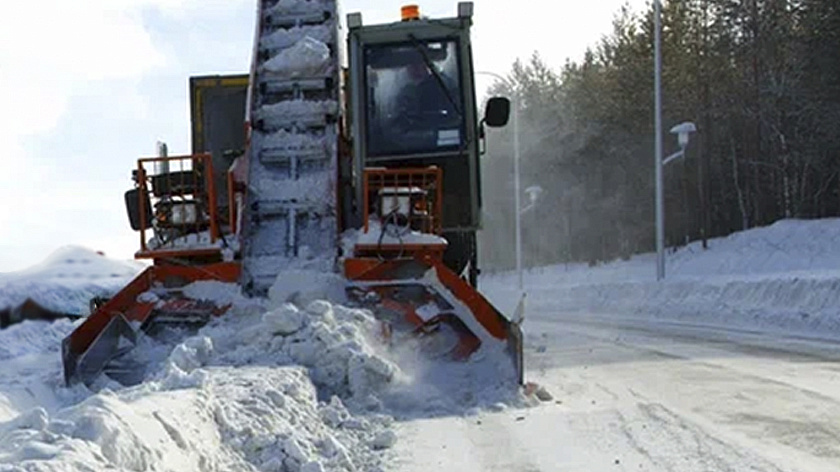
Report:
62,262,240,387
345,256,524,385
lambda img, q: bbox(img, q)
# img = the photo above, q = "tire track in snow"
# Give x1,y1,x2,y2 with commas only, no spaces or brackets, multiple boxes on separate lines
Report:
539,316,840,406
527,317,840,469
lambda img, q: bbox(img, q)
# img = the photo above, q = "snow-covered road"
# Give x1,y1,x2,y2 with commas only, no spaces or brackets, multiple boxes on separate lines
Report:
393,313,840,472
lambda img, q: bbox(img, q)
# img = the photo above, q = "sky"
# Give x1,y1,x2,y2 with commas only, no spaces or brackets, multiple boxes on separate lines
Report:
0,0,645,271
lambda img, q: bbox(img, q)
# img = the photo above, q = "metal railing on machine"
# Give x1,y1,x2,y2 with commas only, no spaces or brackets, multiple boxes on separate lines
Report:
131,153,220,258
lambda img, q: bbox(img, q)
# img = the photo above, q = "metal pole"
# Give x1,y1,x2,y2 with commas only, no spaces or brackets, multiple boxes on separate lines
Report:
513,90,522,291
654,0,665,281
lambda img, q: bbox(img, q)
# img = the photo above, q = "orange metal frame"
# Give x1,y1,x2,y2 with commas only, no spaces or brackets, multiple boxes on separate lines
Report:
134,153,221,259
362,166,443,235
64,262,241,363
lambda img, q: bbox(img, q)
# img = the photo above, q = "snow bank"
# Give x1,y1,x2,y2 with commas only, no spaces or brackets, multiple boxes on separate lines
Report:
0,245,144,315
482,218,840,339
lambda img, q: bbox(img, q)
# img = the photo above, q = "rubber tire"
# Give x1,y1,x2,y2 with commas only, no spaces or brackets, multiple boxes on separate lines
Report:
442,231,479,288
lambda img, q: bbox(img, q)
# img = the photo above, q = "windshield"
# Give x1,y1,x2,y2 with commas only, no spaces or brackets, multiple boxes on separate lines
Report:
363,39,464,158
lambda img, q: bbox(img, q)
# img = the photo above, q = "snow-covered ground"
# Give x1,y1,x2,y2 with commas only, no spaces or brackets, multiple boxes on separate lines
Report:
3,218,840,471
392,218,840,471
483,218,840,340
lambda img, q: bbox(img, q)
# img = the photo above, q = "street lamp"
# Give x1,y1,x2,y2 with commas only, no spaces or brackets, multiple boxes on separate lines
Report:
655,120,697,280
476,70,523,291
521,185,544,215
663,122,697,165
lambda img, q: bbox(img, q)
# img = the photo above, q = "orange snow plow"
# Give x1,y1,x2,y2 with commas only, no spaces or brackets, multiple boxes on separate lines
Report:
344,168,524,383
61,2,525,388
62,262,240,385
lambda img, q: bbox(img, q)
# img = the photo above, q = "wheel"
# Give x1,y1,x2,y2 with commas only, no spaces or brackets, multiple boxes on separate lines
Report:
442,231,479,287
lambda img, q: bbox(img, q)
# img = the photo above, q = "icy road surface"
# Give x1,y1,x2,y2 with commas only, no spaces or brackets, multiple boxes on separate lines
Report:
393,312,840,472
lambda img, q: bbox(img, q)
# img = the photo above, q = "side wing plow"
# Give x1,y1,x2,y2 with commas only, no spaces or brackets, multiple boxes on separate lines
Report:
62,262,240,387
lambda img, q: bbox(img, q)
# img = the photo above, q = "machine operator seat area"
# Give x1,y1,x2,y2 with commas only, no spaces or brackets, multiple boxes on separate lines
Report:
365,40,465,158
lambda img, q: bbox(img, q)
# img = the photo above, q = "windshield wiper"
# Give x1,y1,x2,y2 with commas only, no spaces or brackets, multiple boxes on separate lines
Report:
407,35,463,118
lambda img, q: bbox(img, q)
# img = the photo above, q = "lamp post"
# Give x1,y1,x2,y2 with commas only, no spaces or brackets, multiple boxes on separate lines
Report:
656,121,697,279
654,0,664,281
476,70,523,291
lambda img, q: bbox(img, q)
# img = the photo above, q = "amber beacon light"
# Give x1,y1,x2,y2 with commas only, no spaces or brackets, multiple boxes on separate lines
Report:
401,4,420,21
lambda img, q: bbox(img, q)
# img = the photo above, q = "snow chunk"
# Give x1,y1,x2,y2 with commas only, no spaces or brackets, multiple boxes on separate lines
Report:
268,269,347,307
301,460,326,472
181,281,244,306
167,336,213,372
137,290,160,304
370,429,397,450
348,353,397,398
262,36,331,78
261,25,333,51
263,303,307,335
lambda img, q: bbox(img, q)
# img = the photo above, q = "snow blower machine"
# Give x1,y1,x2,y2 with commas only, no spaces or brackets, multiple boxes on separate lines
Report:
62,1,523,387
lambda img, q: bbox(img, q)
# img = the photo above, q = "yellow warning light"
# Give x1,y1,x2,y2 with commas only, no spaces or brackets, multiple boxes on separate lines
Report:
401,4,420,21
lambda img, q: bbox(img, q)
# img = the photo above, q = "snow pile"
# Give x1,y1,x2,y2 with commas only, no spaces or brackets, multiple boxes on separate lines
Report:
482,218,840,338
172,295,399,401
262,36,332,78
0,246,144,315
0,277,402,471
0,366,393,471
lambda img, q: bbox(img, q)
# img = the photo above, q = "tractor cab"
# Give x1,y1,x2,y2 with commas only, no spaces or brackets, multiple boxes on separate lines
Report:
344,3,509,285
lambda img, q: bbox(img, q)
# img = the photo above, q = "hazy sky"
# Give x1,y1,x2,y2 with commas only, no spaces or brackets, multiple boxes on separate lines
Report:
0,0,644,271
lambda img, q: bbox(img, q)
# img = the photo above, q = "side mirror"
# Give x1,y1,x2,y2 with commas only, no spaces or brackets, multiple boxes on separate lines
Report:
483,96,510,127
